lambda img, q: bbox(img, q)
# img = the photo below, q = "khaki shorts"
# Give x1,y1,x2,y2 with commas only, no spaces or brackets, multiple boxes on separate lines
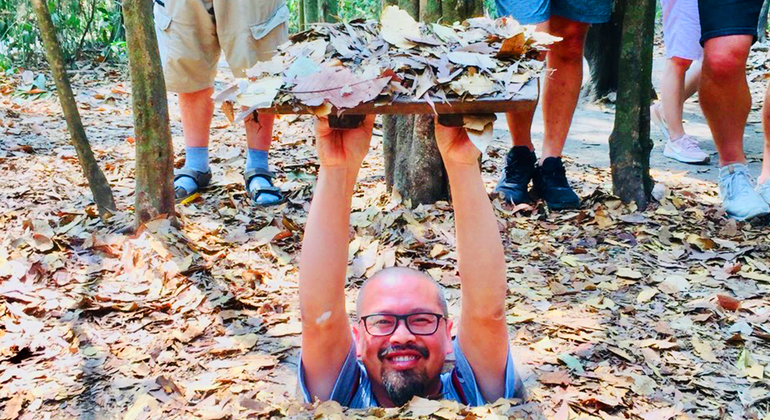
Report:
153,0,289,93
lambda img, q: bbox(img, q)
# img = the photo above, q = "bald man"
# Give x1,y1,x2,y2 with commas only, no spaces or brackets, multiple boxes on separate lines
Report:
298,116,525,407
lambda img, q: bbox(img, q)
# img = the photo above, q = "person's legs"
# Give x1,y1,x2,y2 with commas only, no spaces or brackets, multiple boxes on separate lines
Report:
655,57,710,163
216,0,289,206
538,16,590,160
173,87,216,196
683,60,702,99
154,0,220,199
498,17,588,207
660,57,693,139
758,82,770,201
495,0,550,204
699,35,753,166
701,35,768,218
179,87,215,149
244,113,283,205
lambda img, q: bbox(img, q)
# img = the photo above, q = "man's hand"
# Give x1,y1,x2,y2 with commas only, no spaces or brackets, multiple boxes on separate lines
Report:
434,120,481,167
315,115,375,172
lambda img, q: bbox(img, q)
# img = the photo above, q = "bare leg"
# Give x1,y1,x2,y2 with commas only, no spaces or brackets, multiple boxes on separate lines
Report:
505,20,550,152
760,82,770,185
683,60,702,100
245,112,275,151
661,57,693,139
699,35,753,166
179,87,215,148
538,16,590,161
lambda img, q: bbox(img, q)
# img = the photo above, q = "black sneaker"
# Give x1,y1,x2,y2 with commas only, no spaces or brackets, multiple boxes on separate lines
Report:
495,146,537,204
533,157,580,210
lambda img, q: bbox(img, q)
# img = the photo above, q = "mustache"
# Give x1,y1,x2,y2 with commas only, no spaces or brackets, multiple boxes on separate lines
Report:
378,344,429,360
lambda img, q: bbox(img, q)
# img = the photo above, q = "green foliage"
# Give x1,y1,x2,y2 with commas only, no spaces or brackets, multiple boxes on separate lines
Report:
0,0,125,69
286,0,497,32
286,0,381,32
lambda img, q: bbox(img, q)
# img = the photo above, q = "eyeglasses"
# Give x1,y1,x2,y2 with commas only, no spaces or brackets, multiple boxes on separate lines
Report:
359,312,444,337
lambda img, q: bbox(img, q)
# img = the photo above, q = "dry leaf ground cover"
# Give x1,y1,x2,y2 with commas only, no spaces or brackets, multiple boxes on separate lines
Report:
2,53,770,420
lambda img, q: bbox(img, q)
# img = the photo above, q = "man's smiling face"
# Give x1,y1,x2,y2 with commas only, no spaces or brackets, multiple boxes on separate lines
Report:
352,268,453,407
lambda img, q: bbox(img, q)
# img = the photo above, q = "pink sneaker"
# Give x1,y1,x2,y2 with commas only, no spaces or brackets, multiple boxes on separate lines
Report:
664,135,710,164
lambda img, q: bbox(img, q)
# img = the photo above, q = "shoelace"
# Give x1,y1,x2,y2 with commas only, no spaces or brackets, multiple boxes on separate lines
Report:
504,155,532,184
542,162,570,188
675,135,701,151
724,170,755,200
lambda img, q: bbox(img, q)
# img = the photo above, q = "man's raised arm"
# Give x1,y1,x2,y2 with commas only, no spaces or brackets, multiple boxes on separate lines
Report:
299,116,375,401
434,123,510,402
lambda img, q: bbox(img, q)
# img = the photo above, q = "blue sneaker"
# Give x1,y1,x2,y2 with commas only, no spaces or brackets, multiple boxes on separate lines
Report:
718,164,770,221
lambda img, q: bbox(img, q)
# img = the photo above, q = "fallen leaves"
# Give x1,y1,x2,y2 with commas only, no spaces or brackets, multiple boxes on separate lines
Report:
2,41,770,420
219,7,555,116
380,6,421,49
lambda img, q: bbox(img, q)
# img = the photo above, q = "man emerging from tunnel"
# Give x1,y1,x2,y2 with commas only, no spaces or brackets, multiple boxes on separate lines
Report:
297,116,525,407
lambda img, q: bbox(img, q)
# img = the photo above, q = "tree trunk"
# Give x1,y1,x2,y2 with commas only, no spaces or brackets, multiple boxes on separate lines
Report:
319,0,339,23
583,0,626,101
31,0,117,219
299,0,306,31
123,0,176,227
304,0,319,27
382,0,481,207
759,0,769,43
609,0,655,207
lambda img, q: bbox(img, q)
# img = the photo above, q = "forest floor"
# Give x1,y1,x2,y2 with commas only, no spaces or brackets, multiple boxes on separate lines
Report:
1,38,770,420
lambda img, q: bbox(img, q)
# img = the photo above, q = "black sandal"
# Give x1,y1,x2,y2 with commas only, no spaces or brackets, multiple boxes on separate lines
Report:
244,168,286,207
174,168,212,201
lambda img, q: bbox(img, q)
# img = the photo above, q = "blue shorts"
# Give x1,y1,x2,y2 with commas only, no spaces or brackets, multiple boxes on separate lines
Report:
698,0,763,45
496,0,614,25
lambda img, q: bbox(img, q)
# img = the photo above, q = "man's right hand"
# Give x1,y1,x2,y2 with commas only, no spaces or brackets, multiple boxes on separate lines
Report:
315,115,375,172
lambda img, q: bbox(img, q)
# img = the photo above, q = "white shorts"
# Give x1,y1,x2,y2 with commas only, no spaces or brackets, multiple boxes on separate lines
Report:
661,0,703,60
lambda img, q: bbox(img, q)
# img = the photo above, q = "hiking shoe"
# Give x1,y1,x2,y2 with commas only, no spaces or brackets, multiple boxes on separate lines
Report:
664,135,710,164
533,157,580,210
650,102,670,140
757,179,770,205
495,146,536,204
718,164,770,221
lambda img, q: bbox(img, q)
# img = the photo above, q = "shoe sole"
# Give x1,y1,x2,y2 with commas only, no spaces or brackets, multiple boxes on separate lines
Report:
729,204,770,221
663,145,710,164
494,185,533,204
544,199,581,211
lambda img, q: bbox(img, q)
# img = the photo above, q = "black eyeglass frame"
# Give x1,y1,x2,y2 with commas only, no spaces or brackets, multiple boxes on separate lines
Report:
359,312,445,337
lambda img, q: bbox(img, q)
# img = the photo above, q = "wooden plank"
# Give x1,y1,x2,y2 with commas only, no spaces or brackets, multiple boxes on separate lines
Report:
259,78,539,116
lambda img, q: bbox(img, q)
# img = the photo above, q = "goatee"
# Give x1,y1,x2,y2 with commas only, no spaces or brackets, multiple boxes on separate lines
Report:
382,368,429,407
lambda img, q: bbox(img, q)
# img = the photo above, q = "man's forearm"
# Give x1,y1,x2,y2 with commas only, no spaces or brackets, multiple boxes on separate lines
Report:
445,162,507,313
299,166,357,323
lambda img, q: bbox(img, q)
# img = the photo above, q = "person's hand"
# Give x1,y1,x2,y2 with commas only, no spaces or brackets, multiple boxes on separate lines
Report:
315,115,375,172
434,119,481,167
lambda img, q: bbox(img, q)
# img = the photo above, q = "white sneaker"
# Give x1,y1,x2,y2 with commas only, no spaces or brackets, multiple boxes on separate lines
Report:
719,164,770,221
757,180,770,204
664,135,710,164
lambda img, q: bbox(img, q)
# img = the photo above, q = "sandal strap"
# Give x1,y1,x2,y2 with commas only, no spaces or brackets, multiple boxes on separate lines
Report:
174,168,212,186
244,168,275,186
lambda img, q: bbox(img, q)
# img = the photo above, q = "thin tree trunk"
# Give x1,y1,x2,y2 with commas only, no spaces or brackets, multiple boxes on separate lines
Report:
382,0,481,207
609,0,655,207
583,0,626,101
123,0,176,227
319,0,339,23
31,0,117,219
759,0,769,43
299,0,306,31
304,0,319,27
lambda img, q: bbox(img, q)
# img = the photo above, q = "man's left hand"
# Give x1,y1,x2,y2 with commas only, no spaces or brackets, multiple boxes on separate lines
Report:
434,120,481,167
